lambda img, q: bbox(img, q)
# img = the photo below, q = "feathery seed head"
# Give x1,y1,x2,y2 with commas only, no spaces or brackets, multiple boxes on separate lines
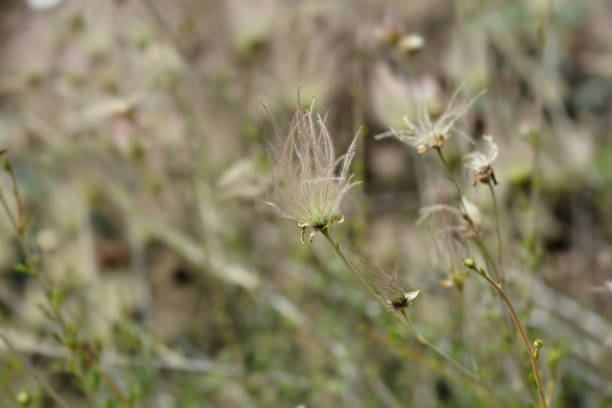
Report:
376,88,485,154
263,95,361,243
464,135,498,186
362,263,419,313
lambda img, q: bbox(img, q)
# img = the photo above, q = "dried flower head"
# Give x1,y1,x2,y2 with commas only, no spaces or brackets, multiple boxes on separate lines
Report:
376,88,485,154
263,96,360,243
464,135,498,186
362,264,419,313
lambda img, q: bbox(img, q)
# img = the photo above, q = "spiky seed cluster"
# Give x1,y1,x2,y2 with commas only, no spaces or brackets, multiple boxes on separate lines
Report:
363,264,419,313
376,88,485,154
264,98,360,243
464,135,498,186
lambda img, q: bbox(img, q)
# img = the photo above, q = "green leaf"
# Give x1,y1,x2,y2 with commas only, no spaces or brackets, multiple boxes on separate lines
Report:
49,288,65,311
87,370,101,392
14,263,35,276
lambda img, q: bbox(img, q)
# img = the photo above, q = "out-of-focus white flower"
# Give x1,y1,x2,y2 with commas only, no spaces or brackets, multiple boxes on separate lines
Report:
26,0,62,10
264,96,360,243
464,135,498,186
376,88,485,154
370,65,438,130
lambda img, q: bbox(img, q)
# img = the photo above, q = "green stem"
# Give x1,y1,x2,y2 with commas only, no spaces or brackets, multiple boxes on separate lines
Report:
0,193,19,235
0,330,70,408
434,147,465,212
398,306,506,407
472,234,501,283
473,269,548,408
0,190,132,407
487,183,504,280
398,308,480,383
320,229,496,396
320,229,386,310
530,0,553,265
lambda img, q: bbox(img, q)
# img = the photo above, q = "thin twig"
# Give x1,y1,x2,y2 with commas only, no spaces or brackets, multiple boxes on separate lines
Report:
471,268,548,408
398,308,480,383
530,0,553,263
0,174,131,407
6,164,24,235
0,192,19,234
487,182,504,281
0,330,70,408
319,229,503,404
434,147,466,213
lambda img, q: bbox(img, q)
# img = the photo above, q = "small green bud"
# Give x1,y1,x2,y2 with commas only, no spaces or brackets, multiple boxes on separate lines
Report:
17,390,30,405
462,257,475,269
534,338,543,360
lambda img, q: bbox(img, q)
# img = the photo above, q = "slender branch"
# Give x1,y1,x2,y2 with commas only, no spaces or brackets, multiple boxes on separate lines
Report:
471,267,548,408
77,344,133,408
434,147,465,213
6,164,24,235
320,229,386,310
530,0,553,261
0,192,19,234
0,178,132,407
0,330,70,408
459,286,480,374
472,233,501,283
487,182,503,279
319,229,501,403
398,308,481,383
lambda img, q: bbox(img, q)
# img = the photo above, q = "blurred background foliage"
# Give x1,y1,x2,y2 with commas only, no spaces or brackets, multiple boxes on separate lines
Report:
0,0,611,407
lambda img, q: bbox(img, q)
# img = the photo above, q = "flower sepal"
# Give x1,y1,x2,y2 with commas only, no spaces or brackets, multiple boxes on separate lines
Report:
298,214,345,244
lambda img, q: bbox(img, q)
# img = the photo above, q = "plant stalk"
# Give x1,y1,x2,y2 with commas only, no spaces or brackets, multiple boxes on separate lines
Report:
0,186,132,407
487,182,504,280
474,270,548,408
0,330,70,408
320,229,492,392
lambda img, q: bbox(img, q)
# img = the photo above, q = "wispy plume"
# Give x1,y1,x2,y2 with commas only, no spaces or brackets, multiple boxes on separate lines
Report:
362,263,419,313
263,94,360,242
376,87,485,154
